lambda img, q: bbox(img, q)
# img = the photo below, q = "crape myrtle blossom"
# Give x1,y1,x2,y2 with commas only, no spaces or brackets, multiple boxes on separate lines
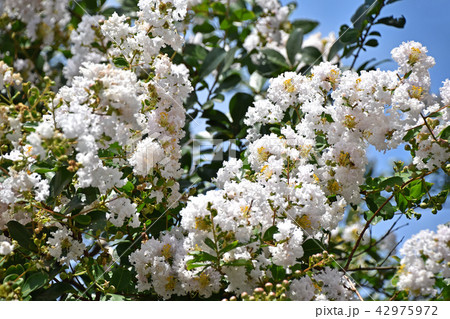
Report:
397,224,450,297
128,41,450,299
0,0,192,270
0,0,70,45
47,226,86,265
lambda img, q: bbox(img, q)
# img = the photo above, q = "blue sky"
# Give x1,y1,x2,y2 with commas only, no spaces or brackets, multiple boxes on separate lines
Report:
289,0,449,245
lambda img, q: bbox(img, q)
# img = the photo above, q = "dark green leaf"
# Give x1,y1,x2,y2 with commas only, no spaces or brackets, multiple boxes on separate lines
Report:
216,73,241,92
50,166,75,197
269,265,286,282
302,239,323,259
34,282,75,300
22,272,49,297
340,28,360,43
204,237,216,251
261,49,289,68
365,39,379,47
229,92,253,125
74,214,92,225
438,126,450,141
376,15,406,28
30,162,57,174
219,240,241,255
7,221,38,252
193,21,215,33
199,47,227,78
291,19,319,34
327,40,343,61
379,176,404,190
113,57,130,68
222,47,239,72
286,28,303,65
111,267,134,293
301,46,323,65
262,226,278,242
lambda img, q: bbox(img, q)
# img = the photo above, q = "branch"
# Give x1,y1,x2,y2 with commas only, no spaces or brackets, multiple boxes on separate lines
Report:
344,170,435,270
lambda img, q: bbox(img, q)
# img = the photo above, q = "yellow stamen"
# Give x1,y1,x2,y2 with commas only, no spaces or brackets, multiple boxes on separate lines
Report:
161,243,172,260
409,47,421,65
343,114,357,129
283,78,296,93
295,214,312,229
410,86,424,99
257,146,270,162
165,276,176,291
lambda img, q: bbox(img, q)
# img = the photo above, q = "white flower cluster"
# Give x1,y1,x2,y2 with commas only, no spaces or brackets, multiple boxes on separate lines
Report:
129,227,222,299
63,15,107,83
0,61,22,90
0,170,49,229
243,0,290,54
0,0,192,269
288,267,353,301
1,0,70,45
397,224,450,297
106,197,140,228
128,41,448,299
47,227,86,264
0,234,14,256
101,0,186,68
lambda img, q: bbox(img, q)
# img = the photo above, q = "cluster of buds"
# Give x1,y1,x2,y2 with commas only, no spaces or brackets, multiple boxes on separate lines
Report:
223,281,291,301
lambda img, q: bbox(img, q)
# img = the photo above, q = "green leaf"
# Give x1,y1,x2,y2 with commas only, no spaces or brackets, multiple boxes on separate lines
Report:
113,57,130,68
74,214,92,225
302,239,323,259
438,125,450,141
34,282,75,301
229,92,253,125
216,73,241,92
262,226,278,242
60,195,84,216
222,47,239,72
22,272,49,297
395,192,408,213
286,28,303,65
223,259,251,267
199,47,227,78
193,21,215,33
327,40,343,61
232,8,255,21
30,161,57,174
379,176,404,190
204,237,216,251
403,125,422,141
261,49,289,68
408,180,426,200
291,19,319,34
269,265,286,282
365,39,379,47
301,46,323,65
189,251,217,263
50,166,75,198
376,15,406,28
7,221,38,252
351,3,370,29
219,240,241,255
111,267,133,293
340,28,360,43
186,262,210,270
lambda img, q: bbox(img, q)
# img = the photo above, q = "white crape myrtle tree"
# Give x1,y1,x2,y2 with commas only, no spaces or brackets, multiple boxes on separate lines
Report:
0,0,448,301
